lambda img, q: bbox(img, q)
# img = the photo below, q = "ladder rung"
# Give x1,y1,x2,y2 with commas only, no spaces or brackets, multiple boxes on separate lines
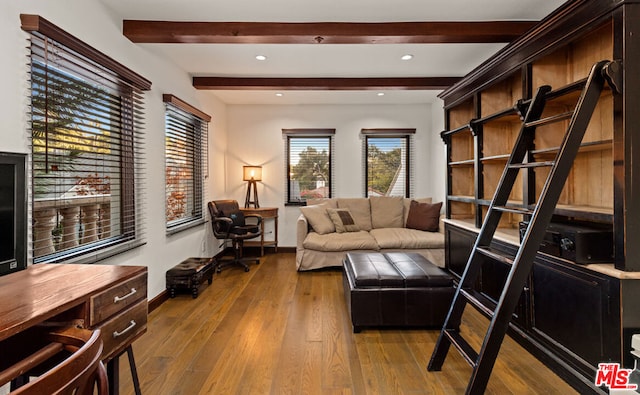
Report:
476,246,515,265
444,329,479,367
524,111,573,128
460,288,495,318
508,161,555,169
492,205,534,215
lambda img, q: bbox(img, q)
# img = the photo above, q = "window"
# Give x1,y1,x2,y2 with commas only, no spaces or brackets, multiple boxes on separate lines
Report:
283,129,335,205
163,94,210,233
362,129,415,198
23,14,151,264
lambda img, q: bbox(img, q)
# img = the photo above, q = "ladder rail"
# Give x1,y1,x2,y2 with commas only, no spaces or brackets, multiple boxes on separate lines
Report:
468,60,609,395
428,84,551,371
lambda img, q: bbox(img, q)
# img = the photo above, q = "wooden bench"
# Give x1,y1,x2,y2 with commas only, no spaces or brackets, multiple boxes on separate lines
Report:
342,252,454,333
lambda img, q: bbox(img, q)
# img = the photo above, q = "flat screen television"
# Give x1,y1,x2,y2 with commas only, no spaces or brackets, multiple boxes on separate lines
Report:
0,152,27,276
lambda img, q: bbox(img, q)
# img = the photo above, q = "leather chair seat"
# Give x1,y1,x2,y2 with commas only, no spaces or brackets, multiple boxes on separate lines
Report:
342,252,454,332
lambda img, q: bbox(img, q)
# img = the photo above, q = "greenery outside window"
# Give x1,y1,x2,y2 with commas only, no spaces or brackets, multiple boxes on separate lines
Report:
283,129,335,205
362,129,415,198
23,14,151,264
164,94,210,233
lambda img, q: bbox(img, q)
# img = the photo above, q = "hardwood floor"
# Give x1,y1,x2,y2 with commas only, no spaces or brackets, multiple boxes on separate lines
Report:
118,252,576,394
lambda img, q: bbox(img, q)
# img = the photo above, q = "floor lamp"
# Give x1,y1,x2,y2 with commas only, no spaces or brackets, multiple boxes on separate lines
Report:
243,165,262,208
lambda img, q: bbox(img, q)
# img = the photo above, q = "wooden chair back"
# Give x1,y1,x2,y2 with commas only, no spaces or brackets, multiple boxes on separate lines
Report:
0,326,108,395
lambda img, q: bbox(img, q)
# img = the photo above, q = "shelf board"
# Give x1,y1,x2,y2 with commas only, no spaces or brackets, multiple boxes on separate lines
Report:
477,199,524,208
476,199,613,222
554,204,613,222
441,124,472,139
449,159,475,166
531,139,613,157
480,154,510,163
475,106,521,125
448,195,476,203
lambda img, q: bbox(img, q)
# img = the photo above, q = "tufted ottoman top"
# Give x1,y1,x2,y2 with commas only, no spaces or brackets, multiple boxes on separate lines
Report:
344,252,452,288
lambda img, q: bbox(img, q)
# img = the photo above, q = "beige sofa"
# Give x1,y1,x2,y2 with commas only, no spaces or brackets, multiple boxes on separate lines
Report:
296,196,445,271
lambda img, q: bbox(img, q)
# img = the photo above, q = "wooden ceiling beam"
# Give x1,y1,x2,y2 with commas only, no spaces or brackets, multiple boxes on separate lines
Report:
124,21,536,44
192,77,461,90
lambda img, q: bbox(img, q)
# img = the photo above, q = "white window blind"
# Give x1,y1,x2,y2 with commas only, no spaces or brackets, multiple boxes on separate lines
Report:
23,14,151,264
163,94,210,233
283,129,335,204
361,129,415,198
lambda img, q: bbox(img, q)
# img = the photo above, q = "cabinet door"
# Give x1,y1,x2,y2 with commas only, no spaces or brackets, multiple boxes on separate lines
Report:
445,224,474,279
530,256,620,375
445,223,528,328
479,247,529,329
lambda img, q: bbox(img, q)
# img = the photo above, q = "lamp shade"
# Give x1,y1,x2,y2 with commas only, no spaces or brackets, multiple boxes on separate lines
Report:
243,165,262,181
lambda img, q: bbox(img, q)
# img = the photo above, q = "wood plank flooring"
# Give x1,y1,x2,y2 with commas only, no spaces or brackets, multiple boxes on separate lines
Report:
118,252,577,394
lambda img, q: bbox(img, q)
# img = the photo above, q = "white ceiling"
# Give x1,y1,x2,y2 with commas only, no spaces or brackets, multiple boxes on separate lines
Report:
99,0,567,105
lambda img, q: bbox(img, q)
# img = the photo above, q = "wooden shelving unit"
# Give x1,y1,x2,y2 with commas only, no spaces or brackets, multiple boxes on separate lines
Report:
438,2,640,393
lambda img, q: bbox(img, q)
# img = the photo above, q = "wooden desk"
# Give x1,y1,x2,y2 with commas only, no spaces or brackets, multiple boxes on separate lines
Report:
0,263,148,394
240,207,278,256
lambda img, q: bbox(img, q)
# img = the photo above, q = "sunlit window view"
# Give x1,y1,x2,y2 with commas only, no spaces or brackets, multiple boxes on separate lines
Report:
164,101,207,230
28,32,145,263
365,136,410,197
286,136,332,203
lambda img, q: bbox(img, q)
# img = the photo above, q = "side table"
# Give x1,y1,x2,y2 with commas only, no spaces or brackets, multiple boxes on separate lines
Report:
240,207,278,256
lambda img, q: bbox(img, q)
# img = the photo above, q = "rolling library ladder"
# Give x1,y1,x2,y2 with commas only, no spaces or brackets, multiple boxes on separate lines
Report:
427,60,622,394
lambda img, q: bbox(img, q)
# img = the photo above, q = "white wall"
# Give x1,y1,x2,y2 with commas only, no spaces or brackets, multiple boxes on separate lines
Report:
226,103,446,248
0,0,227,299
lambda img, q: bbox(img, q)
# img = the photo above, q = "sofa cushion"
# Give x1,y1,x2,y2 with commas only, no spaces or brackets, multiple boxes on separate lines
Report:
327,208,361,233
303,230,379,251
300,203,335,234
403,197,432,226
370,196,404,229
306,198,338,208
369,228,444,249
406,201,442,232
337,198,372,231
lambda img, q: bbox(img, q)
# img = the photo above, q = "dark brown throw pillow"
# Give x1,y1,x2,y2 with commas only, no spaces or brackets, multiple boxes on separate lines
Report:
405,200,442,232
327,208,360,233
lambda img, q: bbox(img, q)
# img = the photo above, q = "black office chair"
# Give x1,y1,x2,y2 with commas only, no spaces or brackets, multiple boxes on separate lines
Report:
208,200,262,272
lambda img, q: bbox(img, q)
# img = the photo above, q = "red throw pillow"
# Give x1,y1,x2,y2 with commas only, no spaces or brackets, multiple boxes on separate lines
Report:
406,200,442,232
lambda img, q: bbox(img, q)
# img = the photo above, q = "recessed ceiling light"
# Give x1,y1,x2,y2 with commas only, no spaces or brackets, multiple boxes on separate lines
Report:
255,55,267,61
377,92,385,96
275,93,283,97
401,54,414,61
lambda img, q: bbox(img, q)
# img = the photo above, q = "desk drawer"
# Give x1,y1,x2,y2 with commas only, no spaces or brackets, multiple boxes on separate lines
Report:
98,299,147,361
89,273,147,326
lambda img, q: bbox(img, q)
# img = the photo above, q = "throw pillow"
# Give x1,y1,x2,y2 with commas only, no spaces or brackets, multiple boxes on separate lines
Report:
327,208,361,233
405,200,442,232
300,203,335,234
228,210,245,227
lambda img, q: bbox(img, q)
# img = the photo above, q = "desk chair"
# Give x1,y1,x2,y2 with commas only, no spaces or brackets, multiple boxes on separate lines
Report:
208,200,262,272
1,326,108,395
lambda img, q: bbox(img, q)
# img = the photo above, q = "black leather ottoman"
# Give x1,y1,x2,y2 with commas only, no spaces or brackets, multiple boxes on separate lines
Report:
342,252,454,333
166,257,214,298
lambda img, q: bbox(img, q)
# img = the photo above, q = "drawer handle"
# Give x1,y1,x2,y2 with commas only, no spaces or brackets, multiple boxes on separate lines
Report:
113,320,136,338
113,288,137,304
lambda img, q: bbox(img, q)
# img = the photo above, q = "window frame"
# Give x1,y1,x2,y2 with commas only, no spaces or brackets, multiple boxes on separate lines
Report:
22,14,151,264
163,94,210,234
283,129,335,206
362,128,415,198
